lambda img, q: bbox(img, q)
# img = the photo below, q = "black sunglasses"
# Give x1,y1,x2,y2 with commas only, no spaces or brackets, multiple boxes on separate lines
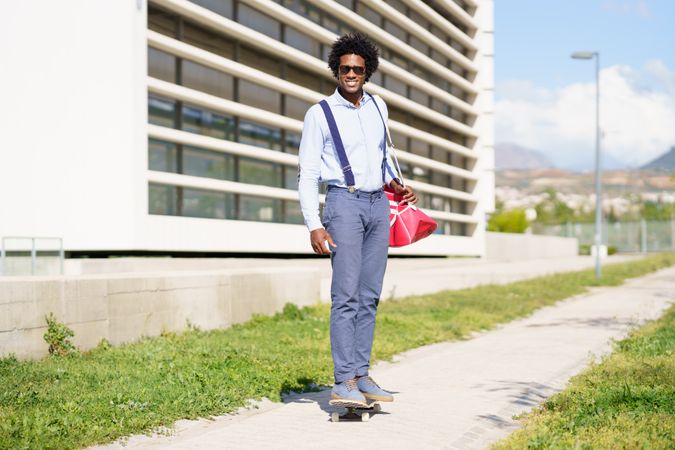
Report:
339,65,366,76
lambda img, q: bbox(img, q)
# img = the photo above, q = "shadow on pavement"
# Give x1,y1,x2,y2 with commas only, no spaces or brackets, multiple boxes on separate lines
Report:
524,316,634,330
281,387,396,420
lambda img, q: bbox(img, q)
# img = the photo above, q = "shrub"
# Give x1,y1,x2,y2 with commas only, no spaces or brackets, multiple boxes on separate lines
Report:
487,208,529,233
43,313,77,356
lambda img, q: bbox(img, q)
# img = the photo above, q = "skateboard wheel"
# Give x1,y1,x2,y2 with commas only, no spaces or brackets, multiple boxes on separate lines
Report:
361,412,370,422
331,412,340,422
373,403,382,413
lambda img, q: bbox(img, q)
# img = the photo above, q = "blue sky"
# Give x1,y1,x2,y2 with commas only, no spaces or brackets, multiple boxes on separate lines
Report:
494,0,675,170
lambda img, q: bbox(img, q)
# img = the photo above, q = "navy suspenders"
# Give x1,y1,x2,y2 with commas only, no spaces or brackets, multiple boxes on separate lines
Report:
319,100,356,189
319,93,389,192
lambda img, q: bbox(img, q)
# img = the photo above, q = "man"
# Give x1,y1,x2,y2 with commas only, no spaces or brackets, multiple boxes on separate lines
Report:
298,33,417,407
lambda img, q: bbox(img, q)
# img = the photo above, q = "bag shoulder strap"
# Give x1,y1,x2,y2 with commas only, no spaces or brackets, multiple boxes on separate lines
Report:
319,99,355,188
368,93,405,187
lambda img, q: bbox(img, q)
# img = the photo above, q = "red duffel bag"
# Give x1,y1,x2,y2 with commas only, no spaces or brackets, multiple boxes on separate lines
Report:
386,187,437,247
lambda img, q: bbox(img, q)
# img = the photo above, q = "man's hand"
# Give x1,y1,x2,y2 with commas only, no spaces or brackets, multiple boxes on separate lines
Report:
310,228,336,255
390,179,417,204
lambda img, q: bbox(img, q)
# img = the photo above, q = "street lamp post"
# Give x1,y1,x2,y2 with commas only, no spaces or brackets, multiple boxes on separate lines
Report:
571,51,602,280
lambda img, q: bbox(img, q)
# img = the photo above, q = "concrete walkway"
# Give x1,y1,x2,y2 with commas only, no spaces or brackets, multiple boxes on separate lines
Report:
95,265,675,450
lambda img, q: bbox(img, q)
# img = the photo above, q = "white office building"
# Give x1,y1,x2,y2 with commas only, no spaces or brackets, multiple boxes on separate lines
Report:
1,0,494,257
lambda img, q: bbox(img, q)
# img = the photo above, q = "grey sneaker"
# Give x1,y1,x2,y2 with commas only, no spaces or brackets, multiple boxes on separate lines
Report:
329,379,368,408
357,376,394,402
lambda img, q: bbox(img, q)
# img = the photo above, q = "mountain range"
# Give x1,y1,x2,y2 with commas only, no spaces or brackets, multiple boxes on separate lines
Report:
495,143,675,172
494,143,553,169
640,147,675,170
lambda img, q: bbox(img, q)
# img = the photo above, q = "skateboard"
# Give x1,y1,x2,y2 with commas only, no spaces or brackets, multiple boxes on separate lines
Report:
329,399,382,422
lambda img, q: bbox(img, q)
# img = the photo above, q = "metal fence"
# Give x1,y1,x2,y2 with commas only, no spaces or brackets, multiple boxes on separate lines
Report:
0,236,64,276
532,220,675,253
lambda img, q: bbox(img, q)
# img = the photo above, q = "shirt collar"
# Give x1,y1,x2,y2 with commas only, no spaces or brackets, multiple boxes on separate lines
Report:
329,87,371,108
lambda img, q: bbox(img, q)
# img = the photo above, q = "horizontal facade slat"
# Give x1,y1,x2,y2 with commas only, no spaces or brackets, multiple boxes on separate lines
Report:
147,124,479,201
148,124,298,166
400,0,477,51
152,0,477,116
148,170,308,202
303,0,477,94
147,170,478,224
147,75,477,160
359,0,476,71
433,0,478,31
147,30,477,138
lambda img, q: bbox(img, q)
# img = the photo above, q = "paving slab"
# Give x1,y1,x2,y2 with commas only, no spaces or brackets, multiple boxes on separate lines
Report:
93,265,675,450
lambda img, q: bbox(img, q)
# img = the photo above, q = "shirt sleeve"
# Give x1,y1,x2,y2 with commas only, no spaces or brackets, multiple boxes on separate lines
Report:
376,96,400,186
298,106,325,231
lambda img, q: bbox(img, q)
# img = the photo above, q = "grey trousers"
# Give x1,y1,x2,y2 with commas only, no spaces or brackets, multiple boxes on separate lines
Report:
323,186,390,383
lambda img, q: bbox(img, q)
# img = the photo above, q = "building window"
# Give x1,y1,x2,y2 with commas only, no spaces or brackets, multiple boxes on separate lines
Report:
430,194,450,212
431,146,451,164
409,10,430,30
388,106,407,124
149,183,178,216
149,96,176,128
183,188,234,219
356,3,381,25
384,20,407,42
284,200,305,225
410,86,429,107
286,63,321,92
238,80,280,113
239,195,281,222
149,139,178,173
410,115,431,134
148,6,176,35
369,71,383,86
408,36,430,59
410,138,430,158
390,131,407,149
183,22,235,59
285,96,312,121
182,60,234,100
183,146,235,181
431,171,451,189
435,220,452,235
284,166,299,190
284,26,320,58
238,120,282,151
411,165,430,184
190,0,234,19
237,3,280,40
280,0,321,23
148,48,175,82
285,131,301,155
431,97,448,115
321,13,352,35
182,105,235,140
383,74,407,97
239,45,281,76
238,157,283,187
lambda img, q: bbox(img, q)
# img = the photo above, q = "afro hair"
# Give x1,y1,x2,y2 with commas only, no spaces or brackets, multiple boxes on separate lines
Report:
328,32,380,82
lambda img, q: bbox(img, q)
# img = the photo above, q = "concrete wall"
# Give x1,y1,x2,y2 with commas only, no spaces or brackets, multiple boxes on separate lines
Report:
0,267,319,360
485,232,578,260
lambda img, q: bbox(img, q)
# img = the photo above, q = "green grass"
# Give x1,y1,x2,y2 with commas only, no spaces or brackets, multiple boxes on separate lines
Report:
1,254,673,449
492,302,675,450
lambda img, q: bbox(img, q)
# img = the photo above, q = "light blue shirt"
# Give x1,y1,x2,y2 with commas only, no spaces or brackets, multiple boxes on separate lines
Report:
298,88,397,231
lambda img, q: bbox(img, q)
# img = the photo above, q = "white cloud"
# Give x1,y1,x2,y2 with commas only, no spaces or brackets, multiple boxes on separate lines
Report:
495,61,675,170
